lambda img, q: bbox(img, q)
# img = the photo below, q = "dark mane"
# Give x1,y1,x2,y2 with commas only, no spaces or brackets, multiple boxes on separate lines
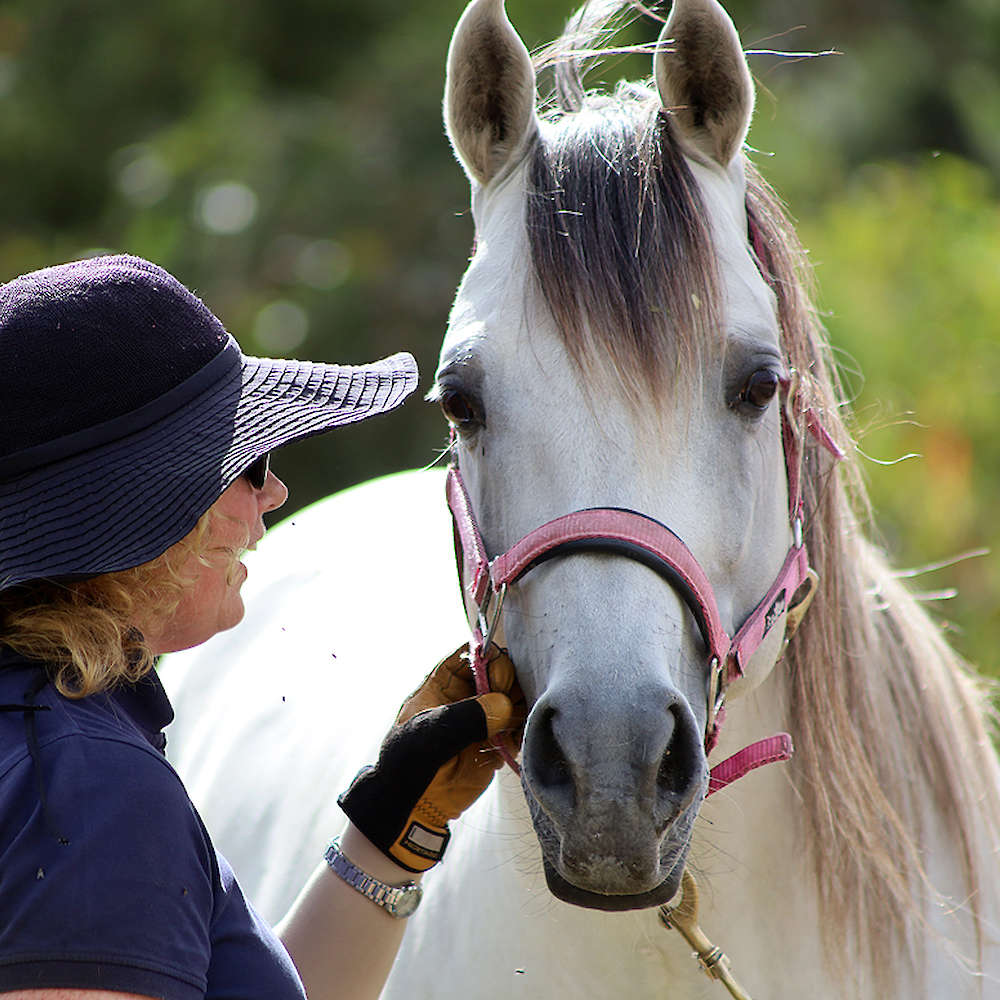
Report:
526,77,719,398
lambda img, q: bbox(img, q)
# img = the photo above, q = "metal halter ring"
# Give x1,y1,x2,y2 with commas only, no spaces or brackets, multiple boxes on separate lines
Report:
478,582,507,652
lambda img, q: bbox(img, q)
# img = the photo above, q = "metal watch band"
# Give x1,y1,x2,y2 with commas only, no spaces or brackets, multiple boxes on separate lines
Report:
324,838,423,918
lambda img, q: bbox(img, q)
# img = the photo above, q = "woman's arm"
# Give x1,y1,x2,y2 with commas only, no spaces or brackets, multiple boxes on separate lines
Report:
277,646,524,1000
276,824,418,1000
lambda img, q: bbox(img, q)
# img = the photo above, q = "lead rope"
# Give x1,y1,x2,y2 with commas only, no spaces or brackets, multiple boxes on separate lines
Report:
658,870,754,1000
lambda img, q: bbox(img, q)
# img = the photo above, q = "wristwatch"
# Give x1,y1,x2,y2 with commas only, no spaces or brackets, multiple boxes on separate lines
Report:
324,838,423,918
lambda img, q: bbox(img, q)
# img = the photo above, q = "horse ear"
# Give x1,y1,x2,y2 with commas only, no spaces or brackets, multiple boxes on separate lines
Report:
444,0,538,186
653,0,754,167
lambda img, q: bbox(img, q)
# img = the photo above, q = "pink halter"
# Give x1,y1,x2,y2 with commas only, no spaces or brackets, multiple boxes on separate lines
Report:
446,369,843,793
446,211,845,793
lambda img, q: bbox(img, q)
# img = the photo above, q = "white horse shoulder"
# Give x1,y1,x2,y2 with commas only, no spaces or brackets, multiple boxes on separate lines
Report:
162,469,469,919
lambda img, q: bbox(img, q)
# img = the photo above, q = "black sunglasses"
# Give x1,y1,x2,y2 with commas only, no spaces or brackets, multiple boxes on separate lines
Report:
242,453,271,490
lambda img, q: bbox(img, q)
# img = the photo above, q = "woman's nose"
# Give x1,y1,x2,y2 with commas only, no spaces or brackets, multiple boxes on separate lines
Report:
261,471,289,514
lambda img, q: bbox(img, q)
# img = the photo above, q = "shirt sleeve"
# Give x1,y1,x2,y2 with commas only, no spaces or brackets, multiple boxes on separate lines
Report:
0,731,216,999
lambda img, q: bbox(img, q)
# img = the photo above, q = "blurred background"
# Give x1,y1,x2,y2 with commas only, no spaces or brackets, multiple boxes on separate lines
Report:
1,0,997,677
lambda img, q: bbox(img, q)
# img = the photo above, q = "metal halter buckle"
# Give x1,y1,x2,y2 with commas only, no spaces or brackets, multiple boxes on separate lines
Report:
706,656,725,718
783,567,819,647
477,582,507,652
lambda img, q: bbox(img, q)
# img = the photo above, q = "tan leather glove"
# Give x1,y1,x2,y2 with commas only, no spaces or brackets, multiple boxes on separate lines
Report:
338,644,525,872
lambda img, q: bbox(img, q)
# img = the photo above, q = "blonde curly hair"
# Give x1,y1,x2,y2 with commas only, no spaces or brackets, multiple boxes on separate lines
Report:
0,509,219,698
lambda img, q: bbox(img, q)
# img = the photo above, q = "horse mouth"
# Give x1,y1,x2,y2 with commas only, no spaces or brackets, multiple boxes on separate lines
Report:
525,786,698,910
541,854,687,911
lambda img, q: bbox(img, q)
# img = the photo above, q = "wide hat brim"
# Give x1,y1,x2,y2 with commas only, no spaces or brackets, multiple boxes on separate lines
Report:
0,340,418,592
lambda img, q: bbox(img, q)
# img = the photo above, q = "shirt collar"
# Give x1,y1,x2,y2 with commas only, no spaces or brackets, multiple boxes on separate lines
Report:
110,666,174,752
0,643,26,670
0,644,174,752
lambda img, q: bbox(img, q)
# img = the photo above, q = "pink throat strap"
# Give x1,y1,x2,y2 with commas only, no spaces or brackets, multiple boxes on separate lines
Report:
706,733,794,796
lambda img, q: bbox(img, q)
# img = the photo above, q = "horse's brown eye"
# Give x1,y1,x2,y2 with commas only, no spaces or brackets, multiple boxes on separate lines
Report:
740,370,780,411
440,390,481,429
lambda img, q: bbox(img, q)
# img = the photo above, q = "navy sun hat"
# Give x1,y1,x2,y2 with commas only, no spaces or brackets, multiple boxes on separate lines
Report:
0,254,419,593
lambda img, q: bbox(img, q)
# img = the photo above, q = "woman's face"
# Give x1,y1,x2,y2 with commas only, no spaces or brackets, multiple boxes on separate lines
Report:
144,467,288,655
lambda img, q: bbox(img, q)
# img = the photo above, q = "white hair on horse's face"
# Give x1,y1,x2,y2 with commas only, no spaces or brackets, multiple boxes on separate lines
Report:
438,0,796,913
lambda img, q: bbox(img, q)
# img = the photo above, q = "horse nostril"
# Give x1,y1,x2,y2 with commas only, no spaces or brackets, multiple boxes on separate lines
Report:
523,690,705,828
527,705,576,806
656,704,703,803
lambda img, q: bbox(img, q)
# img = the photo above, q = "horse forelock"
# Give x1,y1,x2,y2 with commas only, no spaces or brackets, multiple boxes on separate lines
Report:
525,84,721,403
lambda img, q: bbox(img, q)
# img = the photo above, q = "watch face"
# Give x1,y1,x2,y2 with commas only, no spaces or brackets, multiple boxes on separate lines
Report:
388,885,422,918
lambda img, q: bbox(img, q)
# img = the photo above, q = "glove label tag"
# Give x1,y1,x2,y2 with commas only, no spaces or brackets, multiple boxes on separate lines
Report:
402,821,450,862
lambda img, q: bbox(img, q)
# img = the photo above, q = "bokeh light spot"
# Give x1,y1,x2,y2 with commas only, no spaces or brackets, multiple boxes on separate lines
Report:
0,55,18,98
253,300,309,355
295,239,352,290
115,145,171,207
197,182,258,235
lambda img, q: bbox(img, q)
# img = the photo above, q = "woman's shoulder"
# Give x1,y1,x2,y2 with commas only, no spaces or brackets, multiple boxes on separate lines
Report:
1,657,171,761
0,662,305,1000
0,659,209,872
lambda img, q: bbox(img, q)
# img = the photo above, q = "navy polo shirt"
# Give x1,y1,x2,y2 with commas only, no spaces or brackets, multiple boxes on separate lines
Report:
0,646,306,999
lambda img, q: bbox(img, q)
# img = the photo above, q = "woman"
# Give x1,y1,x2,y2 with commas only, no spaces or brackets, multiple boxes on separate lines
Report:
0,254,522,1000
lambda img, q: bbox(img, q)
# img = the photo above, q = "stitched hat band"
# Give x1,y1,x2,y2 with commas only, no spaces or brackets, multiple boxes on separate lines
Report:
0,254,419,591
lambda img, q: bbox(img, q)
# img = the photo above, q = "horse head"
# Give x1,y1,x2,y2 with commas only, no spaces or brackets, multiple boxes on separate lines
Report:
437,0,799,911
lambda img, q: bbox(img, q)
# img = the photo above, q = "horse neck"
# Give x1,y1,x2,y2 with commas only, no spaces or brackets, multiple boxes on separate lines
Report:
738,164,1000,986
778,470,1000,985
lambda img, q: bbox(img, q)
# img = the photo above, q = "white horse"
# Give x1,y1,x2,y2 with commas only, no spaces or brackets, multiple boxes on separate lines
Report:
161,1,1000,996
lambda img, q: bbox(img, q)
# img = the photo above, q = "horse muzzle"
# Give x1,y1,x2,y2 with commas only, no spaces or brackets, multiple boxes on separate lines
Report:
526,784,700,910
519,679,708,908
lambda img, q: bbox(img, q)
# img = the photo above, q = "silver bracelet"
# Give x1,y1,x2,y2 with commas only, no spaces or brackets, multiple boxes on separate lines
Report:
324,837,423,918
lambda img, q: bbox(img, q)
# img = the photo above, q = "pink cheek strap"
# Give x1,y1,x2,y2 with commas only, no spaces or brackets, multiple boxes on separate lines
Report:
449,467,796,791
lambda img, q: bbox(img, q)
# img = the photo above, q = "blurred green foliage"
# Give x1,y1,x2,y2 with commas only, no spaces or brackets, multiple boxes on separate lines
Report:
800,155,1000,673
1,1,997,675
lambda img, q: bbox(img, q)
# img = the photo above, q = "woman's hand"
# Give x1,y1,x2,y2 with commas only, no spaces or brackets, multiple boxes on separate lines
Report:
338,644,525,871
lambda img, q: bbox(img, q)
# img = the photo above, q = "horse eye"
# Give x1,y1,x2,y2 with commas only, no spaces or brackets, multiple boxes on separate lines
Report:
440,390,482,430
738,370,780,411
